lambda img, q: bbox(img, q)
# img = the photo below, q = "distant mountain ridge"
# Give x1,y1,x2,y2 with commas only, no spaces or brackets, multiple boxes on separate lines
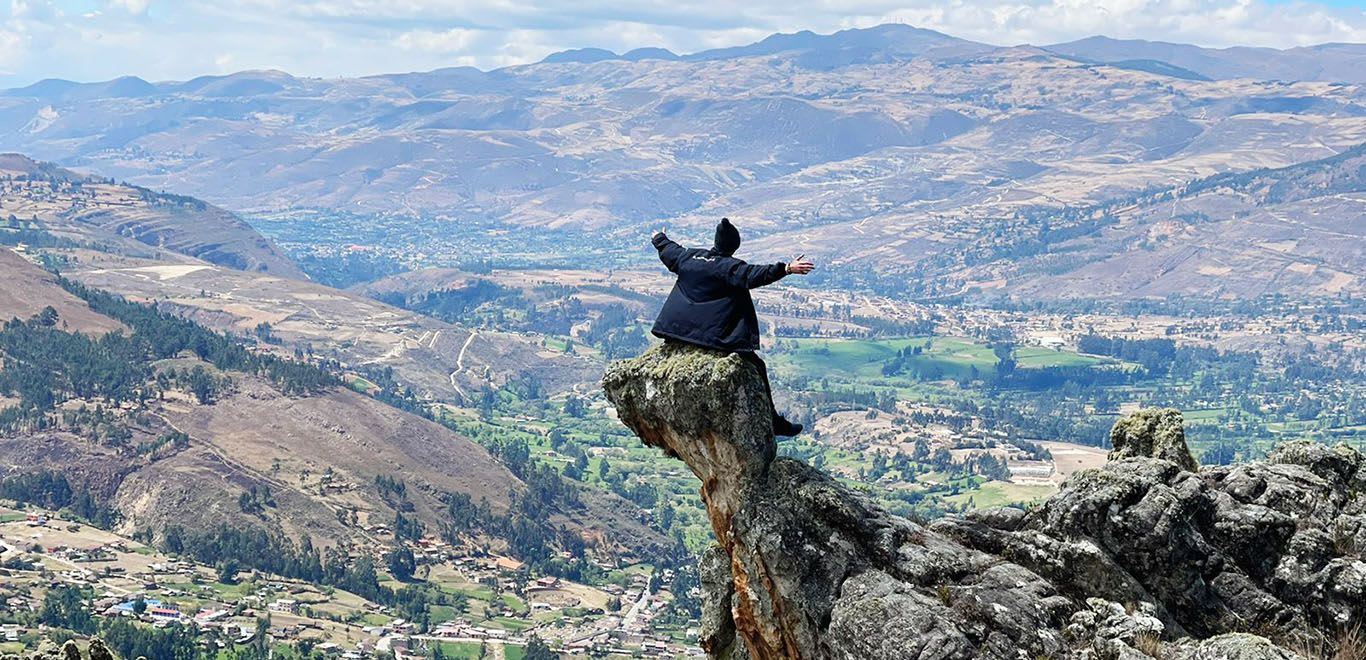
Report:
541,25,1366,81
7,24,1365,100
1044,35,1366,83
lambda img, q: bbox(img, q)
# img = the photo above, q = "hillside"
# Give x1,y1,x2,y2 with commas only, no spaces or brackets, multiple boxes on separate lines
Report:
0,154,689,656
0,248,123,335
0,153,303,279
0,245,666,563
0,150,600,401
0,151,606,407
987,144,1366,299
64,250,600,402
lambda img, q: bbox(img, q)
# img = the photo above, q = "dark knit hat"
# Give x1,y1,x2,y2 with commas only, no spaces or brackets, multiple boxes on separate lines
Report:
713,217,741,256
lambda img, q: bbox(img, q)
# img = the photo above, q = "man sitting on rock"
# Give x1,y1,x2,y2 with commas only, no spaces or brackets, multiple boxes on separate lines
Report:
650,218,816,436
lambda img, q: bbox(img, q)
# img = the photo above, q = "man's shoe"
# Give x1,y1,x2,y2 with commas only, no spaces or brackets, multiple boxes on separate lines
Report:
773,415,804,437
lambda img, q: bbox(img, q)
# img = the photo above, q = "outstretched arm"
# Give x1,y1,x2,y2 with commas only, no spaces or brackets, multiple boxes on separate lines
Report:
652,231,686,272
726,254,816,289
726,261,786,289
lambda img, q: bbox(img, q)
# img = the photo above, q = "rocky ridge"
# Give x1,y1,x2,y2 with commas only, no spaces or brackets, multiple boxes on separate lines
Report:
603,343,1366,660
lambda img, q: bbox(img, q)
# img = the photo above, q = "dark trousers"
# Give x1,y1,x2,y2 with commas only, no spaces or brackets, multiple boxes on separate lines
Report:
735,351,781,422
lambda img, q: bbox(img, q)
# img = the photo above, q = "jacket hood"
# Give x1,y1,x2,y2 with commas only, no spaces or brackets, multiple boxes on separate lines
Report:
713,218,741,256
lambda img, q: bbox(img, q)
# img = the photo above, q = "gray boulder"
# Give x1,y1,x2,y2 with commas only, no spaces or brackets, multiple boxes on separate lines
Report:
1107,408,1199,471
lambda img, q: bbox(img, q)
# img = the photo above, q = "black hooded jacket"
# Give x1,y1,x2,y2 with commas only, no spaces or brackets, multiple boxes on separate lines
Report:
650,224,787,352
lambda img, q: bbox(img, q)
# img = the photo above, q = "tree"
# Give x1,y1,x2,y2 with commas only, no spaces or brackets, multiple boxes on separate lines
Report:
132,595,147,615
87,639,115,660
523,635,560,660
386,546,416,582
39,585,95,634
217,558,240,584
993,343,1017,377
187,366,215,404
37,306,59,327
252,615,271,654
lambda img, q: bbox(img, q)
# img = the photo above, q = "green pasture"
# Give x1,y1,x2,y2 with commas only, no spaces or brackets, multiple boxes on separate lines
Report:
773,336,1111,382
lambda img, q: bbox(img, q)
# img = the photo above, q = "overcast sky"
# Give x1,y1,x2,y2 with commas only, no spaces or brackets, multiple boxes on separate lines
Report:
0,0,1362,86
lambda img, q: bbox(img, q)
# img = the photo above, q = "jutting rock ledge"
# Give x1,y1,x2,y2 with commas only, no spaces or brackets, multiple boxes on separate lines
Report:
603,343,1366,660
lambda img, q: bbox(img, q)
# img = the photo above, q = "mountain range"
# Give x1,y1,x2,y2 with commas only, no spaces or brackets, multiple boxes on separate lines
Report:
1046,36,1366,83
545,28,1366,83
0,23,1360,302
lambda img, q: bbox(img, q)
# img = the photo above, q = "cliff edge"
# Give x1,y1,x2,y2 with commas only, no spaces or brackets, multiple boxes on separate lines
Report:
603,343,1366,660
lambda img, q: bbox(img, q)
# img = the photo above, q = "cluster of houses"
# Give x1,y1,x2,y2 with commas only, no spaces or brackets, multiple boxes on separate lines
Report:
428,622,511,641
3,509,708,659
560,633,701,658
102,597,188,625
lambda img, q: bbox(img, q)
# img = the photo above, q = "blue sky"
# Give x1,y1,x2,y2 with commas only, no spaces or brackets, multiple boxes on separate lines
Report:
0,0,1362,86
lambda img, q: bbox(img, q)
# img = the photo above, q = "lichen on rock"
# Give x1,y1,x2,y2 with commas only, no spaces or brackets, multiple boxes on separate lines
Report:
603,343,1365,660
1108,407,1199,471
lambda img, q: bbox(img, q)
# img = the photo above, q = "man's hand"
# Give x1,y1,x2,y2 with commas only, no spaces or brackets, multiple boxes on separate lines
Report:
786,255,815,275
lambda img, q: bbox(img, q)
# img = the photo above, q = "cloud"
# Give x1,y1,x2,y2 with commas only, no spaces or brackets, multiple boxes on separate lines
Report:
0,0,1361,85
0,28,24,73
0,0,63,73
874,0,1366,48
107,0,149,15
213,0,1366,47
395,26,478,53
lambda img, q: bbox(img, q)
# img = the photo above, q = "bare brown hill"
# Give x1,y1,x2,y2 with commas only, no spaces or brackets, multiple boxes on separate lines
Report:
0,247,123,334
127,373,521,546
0,153,304,279
985,144,1366,299
66,250,600,402
3,367,663,557
0,246,666,561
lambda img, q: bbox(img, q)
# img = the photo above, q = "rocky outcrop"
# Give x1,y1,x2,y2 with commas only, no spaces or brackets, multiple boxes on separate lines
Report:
603,344,1366,660
1107,408,1199,471
1,637,124,660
